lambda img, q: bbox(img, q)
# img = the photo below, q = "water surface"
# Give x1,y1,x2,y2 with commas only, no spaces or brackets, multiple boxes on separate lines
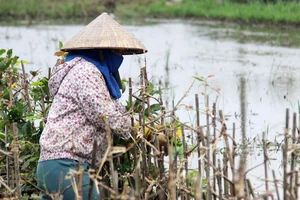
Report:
1,19,300,194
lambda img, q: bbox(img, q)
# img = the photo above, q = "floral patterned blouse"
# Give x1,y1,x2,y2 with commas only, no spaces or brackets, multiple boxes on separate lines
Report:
39,57,131,165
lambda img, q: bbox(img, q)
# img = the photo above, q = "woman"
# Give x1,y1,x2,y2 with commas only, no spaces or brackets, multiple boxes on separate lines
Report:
36,13,147,200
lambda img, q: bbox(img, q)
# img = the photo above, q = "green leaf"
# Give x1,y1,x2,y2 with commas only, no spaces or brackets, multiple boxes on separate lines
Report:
0,61,8,72
11,56,19,65
149,82,154,95
0,132,5,140
21,154,33,160
148,82,160,95
144,103,161,116
8,102,24,122
15,59,29,66
7,49,12,58
176,145,184,159
0,58,13,72
151,103,161,112
2,87,10,100
6,58,12,66
22,121,32,137
193,76,205,82
21,156,38,170
0,49,6,56
25,114,40,121
121,81,126,94
133,99,143,113
59,41,63,49
30,70,40,77
125,100,131,111
0,110,8,120
31,80,44,87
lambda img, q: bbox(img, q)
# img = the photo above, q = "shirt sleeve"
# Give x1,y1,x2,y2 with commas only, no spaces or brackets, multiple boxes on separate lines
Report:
76,63,131,139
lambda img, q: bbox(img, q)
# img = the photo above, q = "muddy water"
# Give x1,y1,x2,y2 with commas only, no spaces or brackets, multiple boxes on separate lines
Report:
1,19,300,192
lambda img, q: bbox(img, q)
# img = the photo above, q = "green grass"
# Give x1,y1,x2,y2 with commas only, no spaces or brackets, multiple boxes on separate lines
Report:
0,0,105,23
134,0,300,25
1,0,300,26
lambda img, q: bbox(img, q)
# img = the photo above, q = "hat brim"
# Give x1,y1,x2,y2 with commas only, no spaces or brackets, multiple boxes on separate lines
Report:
61,47,147,55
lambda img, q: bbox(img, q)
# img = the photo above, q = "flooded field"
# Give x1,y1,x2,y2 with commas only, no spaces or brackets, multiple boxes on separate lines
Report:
1,19,300,195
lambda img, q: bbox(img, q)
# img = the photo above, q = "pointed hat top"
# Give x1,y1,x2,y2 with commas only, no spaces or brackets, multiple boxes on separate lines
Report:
61,13,147,55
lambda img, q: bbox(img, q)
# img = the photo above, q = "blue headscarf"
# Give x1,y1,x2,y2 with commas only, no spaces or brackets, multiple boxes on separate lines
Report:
65,49,123,99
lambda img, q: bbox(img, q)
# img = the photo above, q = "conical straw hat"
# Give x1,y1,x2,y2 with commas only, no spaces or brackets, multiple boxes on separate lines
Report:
61,13,147,55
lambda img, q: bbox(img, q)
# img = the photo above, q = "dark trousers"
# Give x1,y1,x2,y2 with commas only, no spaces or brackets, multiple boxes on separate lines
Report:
36,159,99,200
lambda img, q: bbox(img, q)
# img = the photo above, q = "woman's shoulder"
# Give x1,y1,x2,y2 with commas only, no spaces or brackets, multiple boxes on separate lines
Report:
73,58,101,76
67,59,105,87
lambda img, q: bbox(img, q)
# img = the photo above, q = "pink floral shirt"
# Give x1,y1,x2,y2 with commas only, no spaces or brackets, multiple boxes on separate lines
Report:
39,57,131,165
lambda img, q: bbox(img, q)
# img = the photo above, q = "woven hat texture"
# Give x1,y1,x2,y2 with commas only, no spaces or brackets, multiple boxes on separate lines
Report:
61,12,147,55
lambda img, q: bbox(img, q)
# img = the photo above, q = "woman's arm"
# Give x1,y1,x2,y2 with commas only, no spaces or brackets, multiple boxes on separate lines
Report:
76,62,131,139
